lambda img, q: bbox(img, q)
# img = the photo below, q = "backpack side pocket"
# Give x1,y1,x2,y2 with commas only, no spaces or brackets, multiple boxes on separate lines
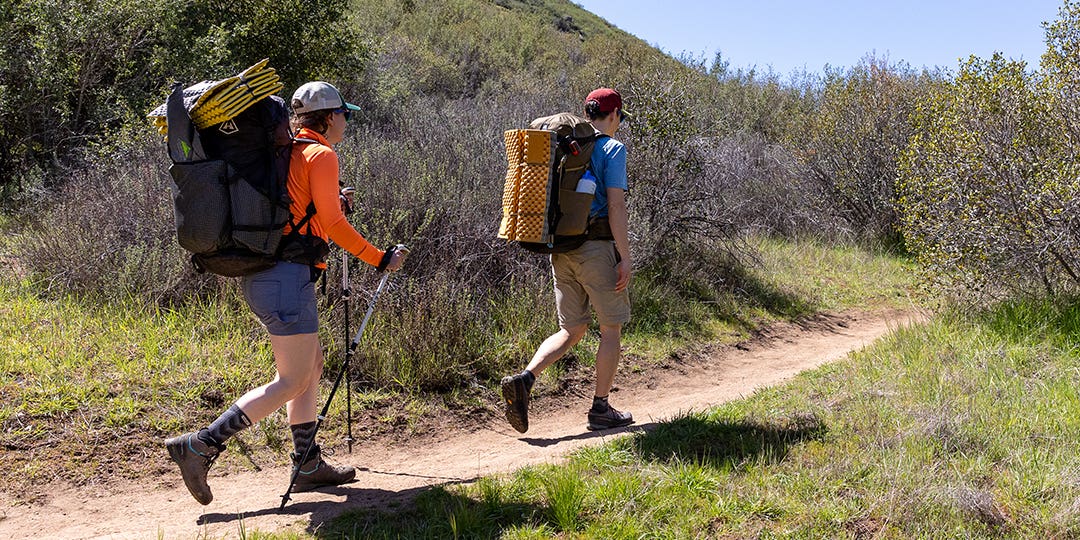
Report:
169,160,230,254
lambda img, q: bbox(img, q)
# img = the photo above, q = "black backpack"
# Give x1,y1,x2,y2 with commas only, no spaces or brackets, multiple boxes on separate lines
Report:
164,82,323,276
498,113,608,254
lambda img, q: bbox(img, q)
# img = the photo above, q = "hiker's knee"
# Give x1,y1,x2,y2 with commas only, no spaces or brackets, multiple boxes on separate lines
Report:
273,371,315,399
599,324,621,341
560,324,588,343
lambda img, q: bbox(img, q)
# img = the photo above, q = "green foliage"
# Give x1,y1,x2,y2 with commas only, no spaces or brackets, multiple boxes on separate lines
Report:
705,53,818,142
541,466,588,532
0,277,274,488
898,52,1078,300
0,0,368,191
158,0,368,91
1042,0,1080,146
351,0,595,104
0,0,165,189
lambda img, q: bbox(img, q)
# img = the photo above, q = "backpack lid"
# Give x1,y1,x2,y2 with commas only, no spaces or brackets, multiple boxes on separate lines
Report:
529,112,599,141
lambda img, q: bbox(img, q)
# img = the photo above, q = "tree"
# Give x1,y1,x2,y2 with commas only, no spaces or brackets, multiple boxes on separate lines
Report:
801,56,937,245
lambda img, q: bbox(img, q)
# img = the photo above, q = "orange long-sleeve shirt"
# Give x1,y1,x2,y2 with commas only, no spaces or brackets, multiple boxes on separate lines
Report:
286,128,384,269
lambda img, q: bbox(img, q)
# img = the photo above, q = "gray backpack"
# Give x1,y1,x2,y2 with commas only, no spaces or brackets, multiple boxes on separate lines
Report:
164,82,323,276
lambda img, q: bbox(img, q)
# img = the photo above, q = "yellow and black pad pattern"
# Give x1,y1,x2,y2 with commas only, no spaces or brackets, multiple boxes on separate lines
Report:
499,129,556,243
147,59,284,135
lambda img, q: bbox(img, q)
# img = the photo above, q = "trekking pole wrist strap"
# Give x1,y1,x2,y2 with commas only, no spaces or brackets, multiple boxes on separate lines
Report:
376,246,395,272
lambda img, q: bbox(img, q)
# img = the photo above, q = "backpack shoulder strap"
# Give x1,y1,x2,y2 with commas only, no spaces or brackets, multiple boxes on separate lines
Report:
285,136,321,228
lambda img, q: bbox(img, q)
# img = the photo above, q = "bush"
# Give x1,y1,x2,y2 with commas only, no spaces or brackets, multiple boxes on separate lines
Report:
898,53,1077,300
800,56,940,245
0,0,368,192
12,130,224,304
0,0,166,190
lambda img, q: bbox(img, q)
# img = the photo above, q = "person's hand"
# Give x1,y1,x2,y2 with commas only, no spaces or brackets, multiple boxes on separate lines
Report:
614,257,631,292
340,186,356,214
386,248,405,272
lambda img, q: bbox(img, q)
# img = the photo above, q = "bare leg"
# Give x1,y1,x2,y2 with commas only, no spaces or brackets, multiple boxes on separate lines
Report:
525,324,588,375
594,324,622,397
234,332,323,423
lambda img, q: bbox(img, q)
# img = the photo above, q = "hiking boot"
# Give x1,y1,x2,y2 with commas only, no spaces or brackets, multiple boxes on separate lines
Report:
500,373,530,433
587,405,634,431
291,445,356,492
165,432,222,505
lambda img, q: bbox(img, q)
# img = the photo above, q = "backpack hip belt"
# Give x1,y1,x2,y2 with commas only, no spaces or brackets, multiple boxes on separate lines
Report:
586,216,614,241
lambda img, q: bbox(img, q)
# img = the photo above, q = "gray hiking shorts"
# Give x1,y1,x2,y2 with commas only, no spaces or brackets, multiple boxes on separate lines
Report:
551,240,630,328
241,261,319,336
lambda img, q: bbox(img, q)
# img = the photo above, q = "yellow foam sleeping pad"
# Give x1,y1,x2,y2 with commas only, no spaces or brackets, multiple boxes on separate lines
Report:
498,129,556,243
147,58,284,135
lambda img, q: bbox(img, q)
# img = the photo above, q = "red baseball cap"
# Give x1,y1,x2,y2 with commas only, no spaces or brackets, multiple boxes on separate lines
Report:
585,87,631,119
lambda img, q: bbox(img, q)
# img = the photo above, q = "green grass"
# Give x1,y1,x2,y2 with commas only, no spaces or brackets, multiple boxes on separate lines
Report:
0,237,918,496
0,278,282,485
622,236,919,361
316,298,1080,538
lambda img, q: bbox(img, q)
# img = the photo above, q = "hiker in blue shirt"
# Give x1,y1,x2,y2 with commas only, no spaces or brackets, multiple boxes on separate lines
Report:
501,87,634,433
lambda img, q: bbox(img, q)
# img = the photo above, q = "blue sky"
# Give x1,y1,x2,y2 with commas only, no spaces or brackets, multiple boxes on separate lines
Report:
573,1,1065,75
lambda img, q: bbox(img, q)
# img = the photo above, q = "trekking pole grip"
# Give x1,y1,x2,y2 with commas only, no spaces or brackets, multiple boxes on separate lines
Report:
392,244,409,266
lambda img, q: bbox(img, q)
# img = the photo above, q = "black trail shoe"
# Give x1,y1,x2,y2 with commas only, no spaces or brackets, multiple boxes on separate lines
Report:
165,432,222,505
291,445,356,492
587,406,634,431
500,374,530,433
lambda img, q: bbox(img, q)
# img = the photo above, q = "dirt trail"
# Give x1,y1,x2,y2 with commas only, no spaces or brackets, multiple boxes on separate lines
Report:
0,308,924,539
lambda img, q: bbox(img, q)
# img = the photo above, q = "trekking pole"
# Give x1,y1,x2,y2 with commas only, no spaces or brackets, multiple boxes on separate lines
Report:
279,245,409,511
342,248,355,454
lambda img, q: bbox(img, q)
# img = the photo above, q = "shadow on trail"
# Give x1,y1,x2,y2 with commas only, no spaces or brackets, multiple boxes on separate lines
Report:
631,412,828,468
314,484,548,540
518,422,649,447
197,482,462,534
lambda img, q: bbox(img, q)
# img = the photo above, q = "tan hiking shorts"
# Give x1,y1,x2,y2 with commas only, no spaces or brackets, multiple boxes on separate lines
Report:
551,240,630,328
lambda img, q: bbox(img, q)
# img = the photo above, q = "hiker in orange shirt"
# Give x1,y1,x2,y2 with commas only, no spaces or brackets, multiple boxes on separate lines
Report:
165,82,404,505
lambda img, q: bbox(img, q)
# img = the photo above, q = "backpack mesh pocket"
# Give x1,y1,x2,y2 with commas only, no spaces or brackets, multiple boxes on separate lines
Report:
229,176,286,255
170,160,230,253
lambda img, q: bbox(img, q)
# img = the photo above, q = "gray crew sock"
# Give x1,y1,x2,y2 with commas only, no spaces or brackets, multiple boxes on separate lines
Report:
199,404,251,448
521,370,536,393
290,421,318,457
590,395,610,414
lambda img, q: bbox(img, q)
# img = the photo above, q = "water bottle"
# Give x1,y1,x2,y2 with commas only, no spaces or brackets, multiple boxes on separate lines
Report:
575,170,597,195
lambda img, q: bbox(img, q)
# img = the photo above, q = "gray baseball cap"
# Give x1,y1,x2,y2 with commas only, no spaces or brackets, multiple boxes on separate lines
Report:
290,81,361,114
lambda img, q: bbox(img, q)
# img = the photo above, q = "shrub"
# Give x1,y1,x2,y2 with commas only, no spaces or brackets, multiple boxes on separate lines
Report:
0,0,368,192
800,56,940,245
12,130,224,304
898,53,1077,300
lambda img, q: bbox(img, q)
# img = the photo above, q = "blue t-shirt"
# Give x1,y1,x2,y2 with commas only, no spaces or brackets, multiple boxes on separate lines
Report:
588,137,628,218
